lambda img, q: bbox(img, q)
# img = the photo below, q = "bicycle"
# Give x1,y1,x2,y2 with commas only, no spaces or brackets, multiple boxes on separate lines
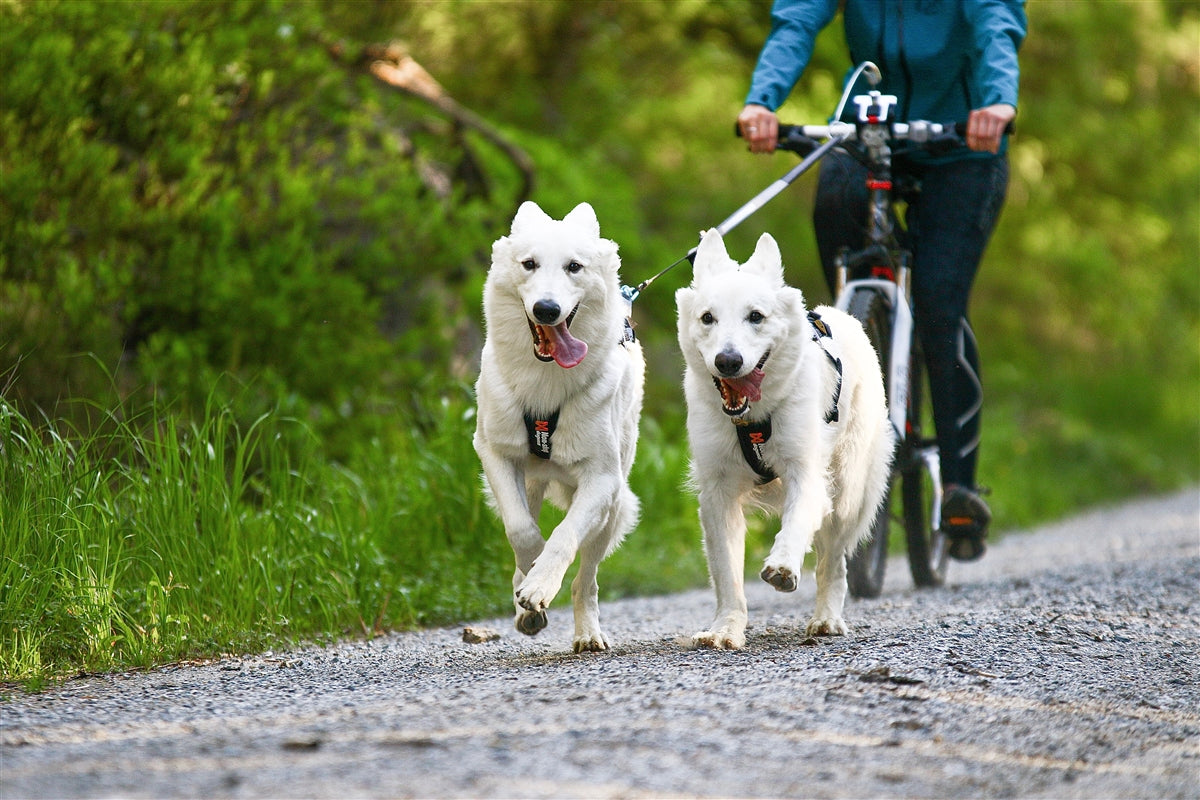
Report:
764,63,1007,597
625,62,1003,597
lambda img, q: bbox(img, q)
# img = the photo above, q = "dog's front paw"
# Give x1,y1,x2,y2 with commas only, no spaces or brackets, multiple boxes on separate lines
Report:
760,564,799,593
516,557,568,615
515,608,548,636
572,612,610,653
515,580,555,616
692,627,746,650
805,615,848,637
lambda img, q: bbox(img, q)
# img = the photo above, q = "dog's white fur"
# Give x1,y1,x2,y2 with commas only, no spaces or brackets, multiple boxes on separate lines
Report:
474,201,644,652
676,229,893,649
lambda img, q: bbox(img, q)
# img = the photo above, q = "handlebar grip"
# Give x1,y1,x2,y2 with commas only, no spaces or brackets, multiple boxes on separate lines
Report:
952,120,1016,137
777,126,822,155
918,120,1014,156
734,121,823,156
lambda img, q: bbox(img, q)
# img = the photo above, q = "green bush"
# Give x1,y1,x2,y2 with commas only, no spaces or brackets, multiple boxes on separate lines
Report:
0,0,501,440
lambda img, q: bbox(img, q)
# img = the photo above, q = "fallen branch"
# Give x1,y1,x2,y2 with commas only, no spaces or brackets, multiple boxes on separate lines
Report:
355,43,535,213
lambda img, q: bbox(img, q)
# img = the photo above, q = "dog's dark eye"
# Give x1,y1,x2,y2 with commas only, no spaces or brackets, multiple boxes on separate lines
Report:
565,260,583,274
700,311,715,325
747,310,765,324
521,259,538,271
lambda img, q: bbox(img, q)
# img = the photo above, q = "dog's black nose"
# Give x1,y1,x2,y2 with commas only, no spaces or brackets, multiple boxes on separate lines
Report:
532,299,561,324
714,349,743,377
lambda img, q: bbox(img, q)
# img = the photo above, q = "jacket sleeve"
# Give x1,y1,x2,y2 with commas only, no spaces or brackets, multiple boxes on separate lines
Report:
744,0,840,110
966,0,1026,110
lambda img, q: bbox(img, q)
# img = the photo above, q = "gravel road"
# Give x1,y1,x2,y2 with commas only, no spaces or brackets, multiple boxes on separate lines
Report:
3,488,1198,799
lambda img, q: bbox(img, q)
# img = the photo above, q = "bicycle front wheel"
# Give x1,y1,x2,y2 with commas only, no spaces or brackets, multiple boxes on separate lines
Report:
845,287,893,599
901,336,949,587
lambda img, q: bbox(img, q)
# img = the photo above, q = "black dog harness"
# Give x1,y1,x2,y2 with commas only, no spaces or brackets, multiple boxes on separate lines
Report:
732,311,843,484
734,416,778,484
808,310,843,425
524,409,560,459
523,316,637,459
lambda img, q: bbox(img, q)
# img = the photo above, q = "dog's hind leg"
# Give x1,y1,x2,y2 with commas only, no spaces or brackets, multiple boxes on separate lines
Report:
570,537,608,652
693,485,750,650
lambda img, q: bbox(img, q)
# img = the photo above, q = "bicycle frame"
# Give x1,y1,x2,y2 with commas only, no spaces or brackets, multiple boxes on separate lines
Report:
834,277,913,442
826,87,945,534
828,89,916,445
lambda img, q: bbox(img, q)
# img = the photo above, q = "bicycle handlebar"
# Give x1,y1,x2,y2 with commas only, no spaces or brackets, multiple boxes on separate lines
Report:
800,121,957,157
735,119,1013,156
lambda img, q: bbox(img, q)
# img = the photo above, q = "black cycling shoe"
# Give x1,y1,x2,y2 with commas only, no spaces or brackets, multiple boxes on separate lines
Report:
942,485,991,562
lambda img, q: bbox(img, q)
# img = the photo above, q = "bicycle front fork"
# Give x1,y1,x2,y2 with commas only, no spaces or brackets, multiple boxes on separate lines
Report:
835,254,915,443
834,247,912,302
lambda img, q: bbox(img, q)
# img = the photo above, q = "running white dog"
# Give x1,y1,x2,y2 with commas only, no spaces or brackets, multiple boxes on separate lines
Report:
676,229,893,649
474,201,644,652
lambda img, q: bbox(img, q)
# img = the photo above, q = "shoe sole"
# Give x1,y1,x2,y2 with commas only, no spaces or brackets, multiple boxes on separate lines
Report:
943,490,990,562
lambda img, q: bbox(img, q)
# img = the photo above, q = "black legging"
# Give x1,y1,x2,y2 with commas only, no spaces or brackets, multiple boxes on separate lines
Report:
813,150,1009,490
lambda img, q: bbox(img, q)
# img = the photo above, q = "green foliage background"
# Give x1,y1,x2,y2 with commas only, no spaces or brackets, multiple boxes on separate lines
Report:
1,0,1197,682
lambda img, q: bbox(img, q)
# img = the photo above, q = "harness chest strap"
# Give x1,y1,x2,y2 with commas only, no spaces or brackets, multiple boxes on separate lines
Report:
808,310,842,424
524,409,559,459
731,311,844,483
735,417,778,484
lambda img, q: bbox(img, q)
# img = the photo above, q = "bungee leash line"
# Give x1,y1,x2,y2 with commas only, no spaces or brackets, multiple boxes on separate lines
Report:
621,132,847,306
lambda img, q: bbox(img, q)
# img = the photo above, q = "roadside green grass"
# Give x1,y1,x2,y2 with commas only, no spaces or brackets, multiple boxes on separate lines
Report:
3,365,1196,689
0,392,510,688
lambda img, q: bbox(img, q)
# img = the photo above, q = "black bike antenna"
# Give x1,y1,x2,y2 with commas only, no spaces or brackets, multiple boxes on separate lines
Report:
622,132,846,305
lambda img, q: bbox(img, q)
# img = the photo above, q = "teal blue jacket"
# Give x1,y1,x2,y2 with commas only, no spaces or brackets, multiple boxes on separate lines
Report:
747,0,1025,145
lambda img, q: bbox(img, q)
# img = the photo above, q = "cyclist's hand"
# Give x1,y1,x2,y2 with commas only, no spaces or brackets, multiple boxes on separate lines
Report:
738,104,779,154
966,104,1015,154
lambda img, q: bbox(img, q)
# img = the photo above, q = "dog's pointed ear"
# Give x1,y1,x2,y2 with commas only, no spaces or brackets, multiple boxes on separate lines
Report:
744,232,784,287
511,201,552,235
693,228,733,284
563,202,601,239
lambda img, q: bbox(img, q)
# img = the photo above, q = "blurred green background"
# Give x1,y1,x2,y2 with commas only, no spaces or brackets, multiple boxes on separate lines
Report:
1,0,1197,684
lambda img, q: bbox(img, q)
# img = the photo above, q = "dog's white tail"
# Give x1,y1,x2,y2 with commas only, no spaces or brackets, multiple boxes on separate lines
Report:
832,381,895,541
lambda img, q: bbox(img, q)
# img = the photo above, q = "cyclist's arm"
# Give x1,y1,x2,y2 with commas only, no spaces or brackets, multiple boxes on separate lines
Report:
742,0,839,152
965,0,1025,153
966,0,1025,106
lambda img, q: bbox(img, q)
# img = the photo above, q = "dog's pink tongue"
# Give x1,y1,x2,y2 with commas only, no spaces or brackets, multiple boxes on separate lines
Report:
725,369,765,402
547,322,587,368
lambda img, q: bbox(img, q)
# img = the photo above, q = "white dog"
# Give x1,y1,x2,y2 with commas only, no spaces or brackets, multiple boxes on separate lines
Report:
474,201,644,652
676,229,893,649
